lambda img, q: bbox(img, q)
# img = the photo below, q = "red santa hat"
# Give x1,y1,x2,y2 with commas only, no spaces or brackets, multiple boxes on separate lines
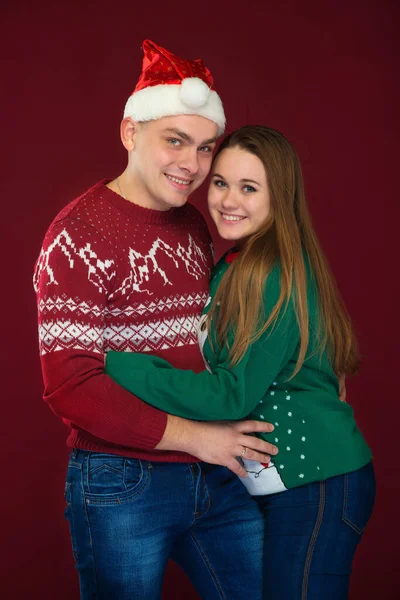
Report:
123,40,226,136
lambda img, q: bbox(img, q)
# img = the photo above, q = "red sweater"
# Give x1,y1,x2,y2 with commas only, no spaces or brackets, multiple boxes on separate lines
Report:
34,180,213,461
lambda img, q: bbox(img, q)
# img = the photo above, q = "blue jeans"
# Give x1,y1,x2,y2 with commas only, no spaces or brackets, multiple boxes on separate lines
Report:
64,449,264,599
255,461,376,599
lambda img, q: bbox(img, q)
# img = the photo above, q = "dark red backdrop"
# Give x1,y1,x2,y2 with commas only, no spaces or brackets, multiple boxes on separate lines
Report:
1,1,398,598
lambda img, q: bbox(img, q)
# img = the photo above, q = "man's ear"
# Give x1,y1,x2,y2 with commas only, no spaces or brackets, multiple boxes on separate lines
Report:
120,117,138,151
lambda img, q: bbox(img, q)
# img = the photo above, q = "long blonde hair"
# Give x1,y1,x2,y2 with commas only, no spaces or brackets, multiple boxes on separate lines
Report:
207,125,359,377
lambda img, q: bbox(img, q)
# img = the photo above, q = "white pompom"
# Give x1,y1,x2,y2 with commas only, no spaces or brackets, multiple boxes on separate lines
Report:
180,77,210,108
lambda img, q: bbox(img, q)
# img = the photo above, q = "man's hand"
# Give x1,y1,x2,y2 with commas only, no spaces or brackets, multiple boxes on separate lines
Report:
156,416,278,478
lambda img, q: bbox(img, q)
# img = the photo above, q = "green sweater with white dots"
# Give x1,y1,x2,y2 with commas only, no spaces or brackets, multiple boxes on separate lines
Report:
105,253,372,494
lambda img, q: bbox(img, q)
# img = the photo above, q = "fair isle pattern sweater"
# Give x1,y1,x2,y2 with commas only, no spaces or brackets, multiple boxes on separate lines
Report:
105,252,372,492
34,180,213,461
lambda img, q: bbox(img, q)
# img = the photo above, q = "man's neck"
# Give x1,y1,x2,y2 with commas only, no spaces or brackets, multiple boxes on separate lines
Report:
106,172,173,212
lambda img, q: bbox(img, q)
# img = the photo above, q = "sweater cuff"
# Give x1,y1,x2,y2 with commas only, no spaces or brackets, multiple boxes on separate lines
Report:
133,402,168,450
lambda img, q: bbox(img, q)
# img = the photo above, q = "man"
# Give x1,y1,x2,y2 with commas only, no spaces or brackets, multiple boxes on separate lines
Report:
34,40,277,599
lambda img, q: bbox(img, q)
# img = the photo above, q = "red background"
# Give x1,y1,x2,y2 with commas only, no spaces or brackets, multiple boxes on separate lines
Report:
1,1,398,598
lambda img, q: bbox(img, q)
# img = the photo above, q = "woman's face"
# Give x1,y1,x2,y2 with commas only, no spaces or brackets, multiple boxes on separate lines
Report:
208,147,271,247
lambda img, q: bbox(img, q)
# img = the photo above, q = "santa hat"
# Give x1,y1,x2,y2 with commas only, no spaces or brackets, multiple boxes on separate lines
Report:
123,40,226,136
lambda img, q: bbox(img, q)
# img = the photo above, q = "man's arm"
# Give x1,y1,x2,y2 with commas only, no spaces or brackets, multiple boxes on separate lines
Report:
34,217,167,450
157,415,278,477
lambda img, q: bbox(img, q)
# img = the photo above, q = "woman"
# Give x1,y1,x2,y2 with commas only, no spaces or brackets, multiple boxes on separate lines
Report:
105,125,375,599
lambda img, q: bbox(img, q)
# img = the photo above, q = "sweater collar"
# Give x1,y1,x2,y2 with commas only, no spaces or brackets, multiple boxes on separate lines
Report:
225,248,241,263
97,179,190,225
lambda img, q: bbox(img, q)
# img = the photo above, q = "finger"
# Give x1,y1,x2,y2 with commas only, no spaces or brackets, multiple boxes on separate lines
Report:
236,420,275,434
241,435,278,456
226,458,247,478
242,448,272,464
338,374,347,401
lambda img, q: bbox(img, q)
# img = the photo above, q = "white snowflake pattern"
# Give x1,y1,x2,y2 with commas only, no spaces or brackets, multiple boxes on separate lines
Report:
288,429,292,434
302,419,306,424
260,415,265,419
317,466,320,470
286,446,291,451
274,437,279,442
279,465,285,469
286,395,291,400
273,382,277,386
273,405,278,410
259,400,263,403
288,412,292,417
301,436,306,442
299,474,304,478
300,454,305,459
270,391,275,396
274,422,279,426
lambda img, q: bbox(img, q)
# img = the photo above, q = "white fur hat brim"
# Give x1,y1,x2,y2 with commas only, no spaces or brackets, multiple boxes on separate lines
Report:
123,78,225,136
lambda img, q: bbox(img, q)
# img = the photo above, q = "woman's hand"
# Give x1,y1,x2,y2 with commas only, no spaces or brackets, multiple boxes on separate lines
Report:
157,416,278,478
339,374,346,401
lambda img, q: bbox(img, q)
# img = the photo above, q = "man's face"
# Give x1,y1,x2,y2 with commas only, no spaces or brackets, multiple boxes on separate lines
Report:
129,115,218,211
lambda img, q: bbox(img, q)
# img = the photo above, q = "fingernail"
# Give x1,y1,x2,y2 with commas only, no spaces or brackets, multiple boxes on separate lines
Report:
272,447,278,454
264,455,271,463
269,425,275,432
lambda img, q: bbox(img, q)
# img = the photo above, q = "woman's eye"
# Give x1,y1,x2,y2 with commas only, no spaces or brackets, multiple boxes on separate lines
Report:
243,185,256,193
214,180,227,188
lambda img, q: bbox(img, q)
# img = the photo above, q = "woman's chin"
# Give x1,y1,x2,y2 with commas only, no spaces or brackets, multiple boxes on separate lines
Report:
215,229,241,242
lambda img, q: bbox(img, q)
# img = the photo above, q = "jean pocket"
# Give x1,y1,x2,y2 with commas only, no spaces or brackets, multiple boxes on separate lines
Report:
84,454,151,506
342,462,376,535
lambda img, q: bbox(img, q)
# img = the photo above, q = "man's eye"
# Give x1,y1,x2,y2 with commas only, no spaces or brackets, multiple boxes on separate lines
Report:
199,146,212,153
168,138,181,146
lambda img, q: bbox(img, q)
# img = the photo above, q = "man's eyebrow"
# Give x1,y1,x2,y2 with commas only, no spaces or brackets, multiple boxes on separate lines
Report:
201,137,218,145
164,128,217,146
164,128,193,143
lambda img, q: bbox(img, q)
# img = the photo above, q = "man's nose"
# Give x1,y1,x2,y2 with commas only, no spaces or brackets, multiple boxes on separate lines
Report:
178,148,199,175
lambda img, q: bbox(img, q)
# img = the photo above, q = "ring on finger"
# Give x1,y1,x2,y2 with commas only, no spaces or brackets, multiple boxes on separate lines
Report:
240,446,247,458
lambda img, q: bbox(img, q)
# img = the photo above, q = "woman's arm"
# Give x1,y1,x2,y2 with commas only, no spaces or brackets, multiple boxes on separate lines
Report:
105,269,299,421
106,319,297,420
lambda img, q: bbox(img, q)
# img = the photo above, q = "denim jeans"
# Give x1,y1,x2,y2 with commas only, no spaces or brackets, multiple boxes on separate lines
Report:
255,461,376,600
64,449,264,599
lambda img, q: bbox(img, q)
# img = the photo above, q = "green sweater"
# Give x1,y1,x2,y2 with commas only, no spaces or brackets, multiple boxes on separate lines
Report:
105,254,371,492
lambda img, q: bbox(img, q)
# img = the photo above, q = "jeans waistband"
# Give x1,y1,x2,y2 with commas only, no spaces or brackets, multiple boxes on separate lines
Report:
69,448,219,473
